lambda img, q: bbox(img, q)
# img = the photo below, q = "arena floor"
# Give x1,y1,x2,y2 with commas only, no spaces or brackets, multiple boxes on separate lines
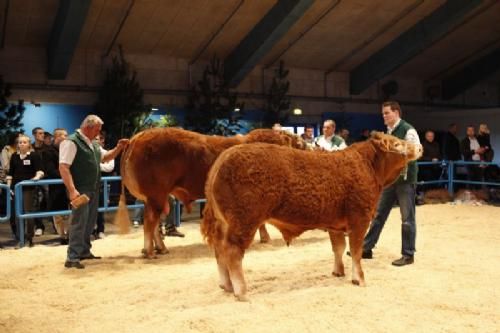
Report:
0,203,499,333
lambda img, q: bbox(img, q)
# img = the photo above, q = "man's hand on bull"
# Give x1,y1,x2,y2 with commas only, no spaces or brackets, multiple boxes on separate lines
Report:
116,138,130,151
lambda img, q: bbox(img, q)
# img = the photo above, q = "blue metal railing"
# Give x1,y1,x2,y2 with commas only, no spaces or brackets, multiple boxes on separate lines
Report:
0,183,11,223
416,160,499,194
8,160,499,247
13,177,144,247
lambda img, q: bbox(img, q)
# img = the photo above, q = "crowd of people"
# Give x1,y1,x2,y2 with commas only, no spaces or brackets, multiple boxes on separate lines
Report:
0,108,496,269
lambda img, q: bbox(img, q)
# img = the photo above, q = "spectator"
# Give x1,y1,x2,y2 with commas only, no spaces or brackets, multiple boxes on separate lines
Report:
59,115,128,269
477,123,494,162
339,128,351,145
359,101,420,266
43,128,70,245
461,125,484,189
5,134,44,247
442,123,461,161
32,127,50,236
43,131,53,146
356,128,370,142
300,125,315,148
419,130,442,191
313,119,346,151
1,132,21,174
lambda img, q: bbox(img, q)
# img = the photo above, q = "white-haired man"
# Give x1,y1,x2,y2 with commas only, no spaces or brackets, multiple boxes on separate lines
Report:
59,115,128,269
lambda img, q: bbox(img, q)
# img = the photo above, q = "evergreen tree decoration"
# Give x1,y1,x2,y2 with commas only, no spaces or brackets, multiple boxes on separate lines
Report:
94,45,150,144
185,56,244,135
0,76,25,148
263,60,291,127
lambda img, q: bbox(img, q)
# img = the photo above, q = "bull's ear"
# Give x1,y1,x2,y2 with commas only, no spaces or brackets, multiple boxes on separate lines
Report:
371,133,391,152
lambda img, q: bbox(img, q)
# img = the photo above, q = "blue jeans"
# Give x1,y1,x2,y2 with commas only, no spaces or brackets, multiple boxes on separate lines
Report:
363,183,416,257
66,189,99,262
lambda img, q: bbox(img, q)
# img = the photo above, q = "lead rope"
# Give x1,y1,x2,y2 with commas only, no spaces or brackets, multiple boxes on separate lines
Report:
402,142,408,180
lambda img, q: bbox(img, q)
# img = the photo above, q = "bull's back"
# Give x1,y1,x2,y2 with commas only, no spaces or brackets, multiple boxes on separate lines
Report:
207,143,379,226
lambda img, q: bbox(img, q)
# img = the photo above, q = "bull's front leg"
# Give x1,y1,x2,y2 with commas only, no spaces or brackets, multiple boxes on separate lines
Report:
328,231,346,277
348,226,366,286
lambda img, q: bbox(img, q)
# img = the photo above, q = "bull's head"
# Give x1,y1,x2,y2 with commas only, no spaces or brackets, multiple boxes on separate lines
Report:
371,131,422,161
370,132,423,187
277,130,307,150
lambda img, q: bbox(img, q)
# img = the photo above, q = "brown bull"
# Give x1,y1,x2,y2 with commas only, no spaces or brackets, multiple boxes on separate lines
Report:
201,132,422,301
118,127,304,258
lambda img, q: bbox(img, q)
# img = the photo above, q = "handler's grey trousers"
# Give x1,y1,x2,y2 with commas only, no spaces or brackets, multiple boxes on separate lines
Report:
363,183,416,257
66,189,99,263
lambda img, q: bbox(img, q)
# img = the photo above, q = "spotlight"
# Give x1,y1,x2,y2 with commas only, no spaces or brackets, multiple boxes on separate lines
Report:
234,107,240,112
151,107,159,111
293,108,302,115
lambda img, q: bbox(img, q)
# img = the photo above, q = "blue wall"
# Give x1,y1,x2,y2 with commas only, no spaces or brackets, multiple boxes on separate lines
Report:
20,104,385,140
22,103,91,138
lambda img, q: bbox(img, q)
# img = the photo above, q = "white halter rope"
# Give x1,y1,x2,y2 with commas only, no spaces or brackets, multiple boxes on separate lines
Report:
399,141,409,180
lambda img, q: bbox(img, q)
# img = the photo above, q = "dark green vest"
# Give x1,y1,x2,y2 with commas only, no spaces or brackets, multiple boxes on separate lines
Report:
68,132,101,192
389,120,418,184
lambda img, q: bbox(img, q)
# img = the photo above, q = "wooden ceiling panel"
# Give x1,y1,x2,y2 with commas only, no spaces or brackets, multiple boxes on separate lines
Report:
394,2,500,79
201,0,279,60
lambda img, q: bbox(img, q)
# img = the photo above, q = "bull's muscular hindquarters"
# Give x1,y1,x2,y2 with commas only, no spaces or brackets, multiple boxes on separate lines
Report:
119,127,304,258
202,133,422,300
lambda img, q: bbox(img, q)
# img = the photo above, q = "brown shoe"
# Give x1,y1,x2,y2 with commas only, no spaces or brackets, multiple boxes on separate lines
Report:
64,261,85,269
392,256,414,266
166,229,185,238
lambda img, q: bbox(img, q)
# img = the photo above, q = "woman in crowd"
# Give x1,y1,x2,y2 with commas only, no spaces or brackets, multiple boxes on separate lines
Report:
5,134,44,246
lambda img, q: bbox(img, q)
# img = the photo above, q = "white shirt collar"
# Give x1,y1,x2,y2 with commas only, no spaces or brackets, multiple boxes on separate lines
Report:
387,119,401,133
77,129,94,148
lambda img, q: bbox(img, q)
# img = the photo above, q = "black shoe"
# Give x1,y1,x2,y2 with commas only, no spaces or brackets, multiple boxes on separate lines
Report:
80,254,102,261
346,250,373,259
60,238,69,245
65,261,85,269
392,256,414,266
166,229,185,238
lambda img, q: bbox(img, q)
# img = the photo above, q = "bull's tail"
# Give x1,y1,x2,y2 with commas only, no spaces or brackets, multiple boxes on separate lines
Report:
114,185,131,234
114,140,132,234
200,202,219,247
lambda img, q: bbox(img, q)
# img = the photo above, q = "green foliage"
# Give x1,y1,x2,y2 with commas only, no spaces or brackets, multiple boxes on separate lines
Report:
94,46,150,144
184,56,244,135
134,112,178,132
263,60,291,127
0,76,25,148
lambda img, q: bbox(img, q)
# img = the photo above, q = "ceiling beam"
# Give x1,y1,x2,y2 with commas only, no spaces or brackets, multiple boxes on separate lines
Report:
47,0,92,80
349,0,482,95
224,0,314,88
441,47,500,100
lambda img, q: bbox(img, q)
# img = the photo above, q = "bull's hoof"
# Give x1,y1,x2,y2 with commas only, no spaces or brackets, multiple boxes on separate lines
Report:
332,271,345,277
155,247,169,255
219,284,234,293
235,294,249,302
351,279,366,287
141,248,157,259
259,236,271,244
